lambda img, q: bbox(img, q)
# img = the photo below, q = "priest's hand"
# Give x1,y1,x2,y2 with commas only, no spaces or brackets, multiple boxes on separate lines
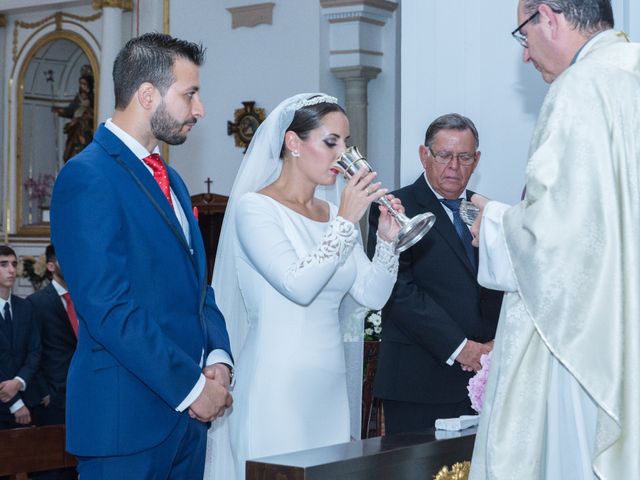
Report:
14,405,31,425
470,193,489,247
0,379,21,402
189,378,232,423
456,340,491,372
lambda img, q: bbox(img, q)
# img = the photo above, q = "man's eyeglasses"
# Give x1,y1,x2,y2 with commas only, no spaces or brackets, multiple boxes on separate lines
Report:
428,147,477,166
511,11,539,48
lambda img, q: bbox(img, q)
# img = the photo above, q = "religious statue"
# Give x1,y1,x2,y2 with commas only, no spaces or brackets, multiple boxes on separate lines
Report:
52,65,95,162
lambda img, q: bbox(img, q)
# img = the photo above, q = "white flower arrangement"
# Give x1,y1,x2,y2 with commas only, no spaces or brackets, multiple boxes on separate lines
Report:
364,310,382,341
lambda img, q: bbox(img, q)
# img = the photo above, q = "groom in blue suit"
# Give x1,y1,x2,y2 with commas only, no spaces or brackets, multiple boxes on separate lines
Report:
51,33,233,479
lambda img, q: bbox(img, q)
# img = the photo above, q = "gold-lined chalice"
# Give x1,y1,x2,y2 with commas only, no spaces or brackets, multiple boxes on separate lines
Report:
332,146,436,253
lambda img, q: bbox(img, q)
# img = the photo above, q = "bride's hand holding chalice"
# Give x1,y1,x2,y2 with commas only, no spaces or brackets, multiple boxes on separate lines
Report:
332,146,436,253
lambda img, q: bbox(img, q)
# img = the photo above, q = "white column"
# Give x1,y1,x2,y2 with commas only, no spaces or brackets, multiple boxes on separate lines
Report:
94,0,132,122
332,66,380,157
321,0,397,162
0,14,7,239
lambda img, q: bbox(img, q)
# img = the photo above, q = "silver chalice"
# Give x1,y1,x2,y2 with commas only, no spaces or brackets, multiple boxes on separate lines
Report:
459,200,480,226
332,146,436,253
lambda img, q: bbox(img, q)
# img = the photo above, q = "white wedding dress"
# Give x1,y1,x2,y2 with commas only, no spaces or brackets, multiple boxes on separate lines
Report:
208,192,398,479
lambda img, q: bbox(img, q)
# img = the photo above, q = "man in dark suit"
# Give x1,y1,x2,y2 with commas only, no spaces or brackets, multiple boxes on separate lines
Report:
0,245,42,429
368,114,502,434
50,33,232,479
27,245,77,427
27,247,76,480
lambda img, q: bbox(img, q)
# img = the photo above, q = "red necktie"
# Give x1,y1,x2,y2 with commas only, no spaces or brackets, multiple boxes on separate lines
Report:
62,293,78,337
142,153,173,207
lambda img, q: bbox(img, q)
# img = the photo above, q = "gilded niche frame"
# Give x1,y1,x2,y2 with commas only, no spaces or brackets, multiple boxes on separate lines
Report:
15,30,99,236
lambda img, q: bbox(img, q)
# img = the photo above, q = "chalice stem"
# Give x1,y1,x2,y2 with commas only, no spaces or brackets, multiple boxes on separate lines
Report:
377,195,405,223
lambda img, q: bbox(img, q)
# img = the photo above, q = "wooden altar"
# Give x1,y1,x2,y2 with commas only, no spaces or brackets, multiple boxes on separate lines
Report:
191,192,228,283
246,427,476,480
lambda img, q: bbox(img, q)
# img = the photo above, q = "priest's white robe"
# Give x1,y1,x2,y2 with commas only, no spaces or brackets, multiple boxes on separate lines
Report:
470,30,640,480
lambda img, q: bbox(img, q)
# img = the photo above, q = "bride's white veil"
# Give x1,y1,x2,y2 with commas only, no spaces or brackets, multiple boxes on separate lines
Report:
206,93,365,478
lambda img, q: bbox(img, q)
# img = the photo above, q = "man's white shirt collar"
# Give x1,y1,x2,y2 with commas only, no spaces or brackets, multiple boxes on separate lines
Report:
105,118,160,160
51,279,68,297
0,295,10,318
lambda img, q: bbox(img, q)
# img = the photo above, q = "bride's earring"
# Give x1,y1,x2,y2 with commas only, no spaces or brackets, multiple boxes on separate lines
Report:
291,150,300,158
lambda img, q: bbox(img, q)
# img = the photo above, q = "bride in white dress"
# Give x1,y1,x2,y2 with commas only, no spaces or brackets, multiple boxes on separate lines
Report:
205,93,403,479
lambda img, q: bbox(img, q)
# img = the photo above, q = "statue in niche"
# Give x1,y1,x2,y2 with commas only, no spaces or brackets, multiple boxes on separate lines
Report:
52,65,95,162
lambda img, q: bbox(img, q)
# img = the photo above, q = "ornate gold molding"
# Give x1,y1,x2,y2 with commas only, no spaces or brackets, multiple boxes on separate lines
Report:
0,14,7,28
13,11,102,63
92,0,133,11
5,78,13,242
14,30,100,236
433,461,471,480
163,0,170,34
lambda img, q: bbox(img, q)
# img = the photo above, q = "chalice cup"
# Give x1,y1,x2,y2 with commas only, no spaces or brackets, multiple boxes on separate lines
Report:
332,146,436,253
459,200,480,226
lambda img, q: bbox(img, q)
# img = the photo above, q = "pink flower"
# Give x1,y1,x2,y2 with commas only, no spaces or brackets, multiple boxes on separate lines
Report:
467,351,492,414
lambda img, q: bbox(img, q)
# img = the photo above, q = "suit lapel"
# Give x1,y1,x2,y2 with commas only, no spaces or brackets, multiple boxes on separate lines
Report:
93,125,193,261
413,176,476,274
45,284,75,338
168,168,204,285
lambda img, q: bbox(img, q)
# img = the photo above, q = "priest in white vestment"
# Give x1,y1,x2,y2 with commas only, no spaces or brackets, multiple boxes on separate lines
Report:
469,1,640,479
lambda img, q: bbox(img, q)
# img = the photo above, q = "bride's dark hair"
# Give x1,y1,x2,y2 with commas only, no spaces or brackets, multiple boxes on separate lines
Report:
279,99,346,159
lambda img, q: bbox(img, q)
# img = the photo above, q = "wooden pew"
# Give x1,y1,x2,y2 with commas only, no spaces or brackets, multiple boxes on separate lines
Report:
0,425,76,480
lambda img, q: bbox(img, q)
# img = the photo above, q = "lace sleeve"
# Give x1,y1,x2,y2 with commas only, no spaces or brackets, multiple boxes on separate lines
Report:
236,195,359,305
287,216,358,276
371,234,399,276
347,233,399,310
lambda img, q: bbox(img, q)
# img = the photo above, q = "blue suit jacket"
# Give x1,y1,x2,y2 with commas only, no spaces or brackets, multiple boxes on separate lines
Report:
50,124,231,456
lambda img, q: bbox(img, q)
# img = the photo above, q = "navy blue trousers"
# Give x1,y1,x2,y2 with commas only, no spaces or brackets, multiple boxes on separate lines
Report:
76,414,207,480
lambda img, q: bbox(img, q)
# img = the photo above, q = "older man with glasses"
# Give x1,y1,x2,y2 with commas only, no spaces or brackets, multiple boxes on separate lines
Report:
367,113,503,435
470,1,639,479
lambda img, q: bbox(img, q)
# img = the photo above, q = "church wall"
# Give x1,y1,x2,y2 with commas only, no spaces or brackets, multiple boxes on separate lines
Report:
400,1,546,204
400,0,636,204
169,0,336,197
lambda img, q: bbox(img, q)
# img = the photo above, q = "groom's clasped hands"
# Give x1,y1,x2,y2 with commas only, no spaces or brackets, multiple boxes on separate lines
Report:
188,364,234,423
